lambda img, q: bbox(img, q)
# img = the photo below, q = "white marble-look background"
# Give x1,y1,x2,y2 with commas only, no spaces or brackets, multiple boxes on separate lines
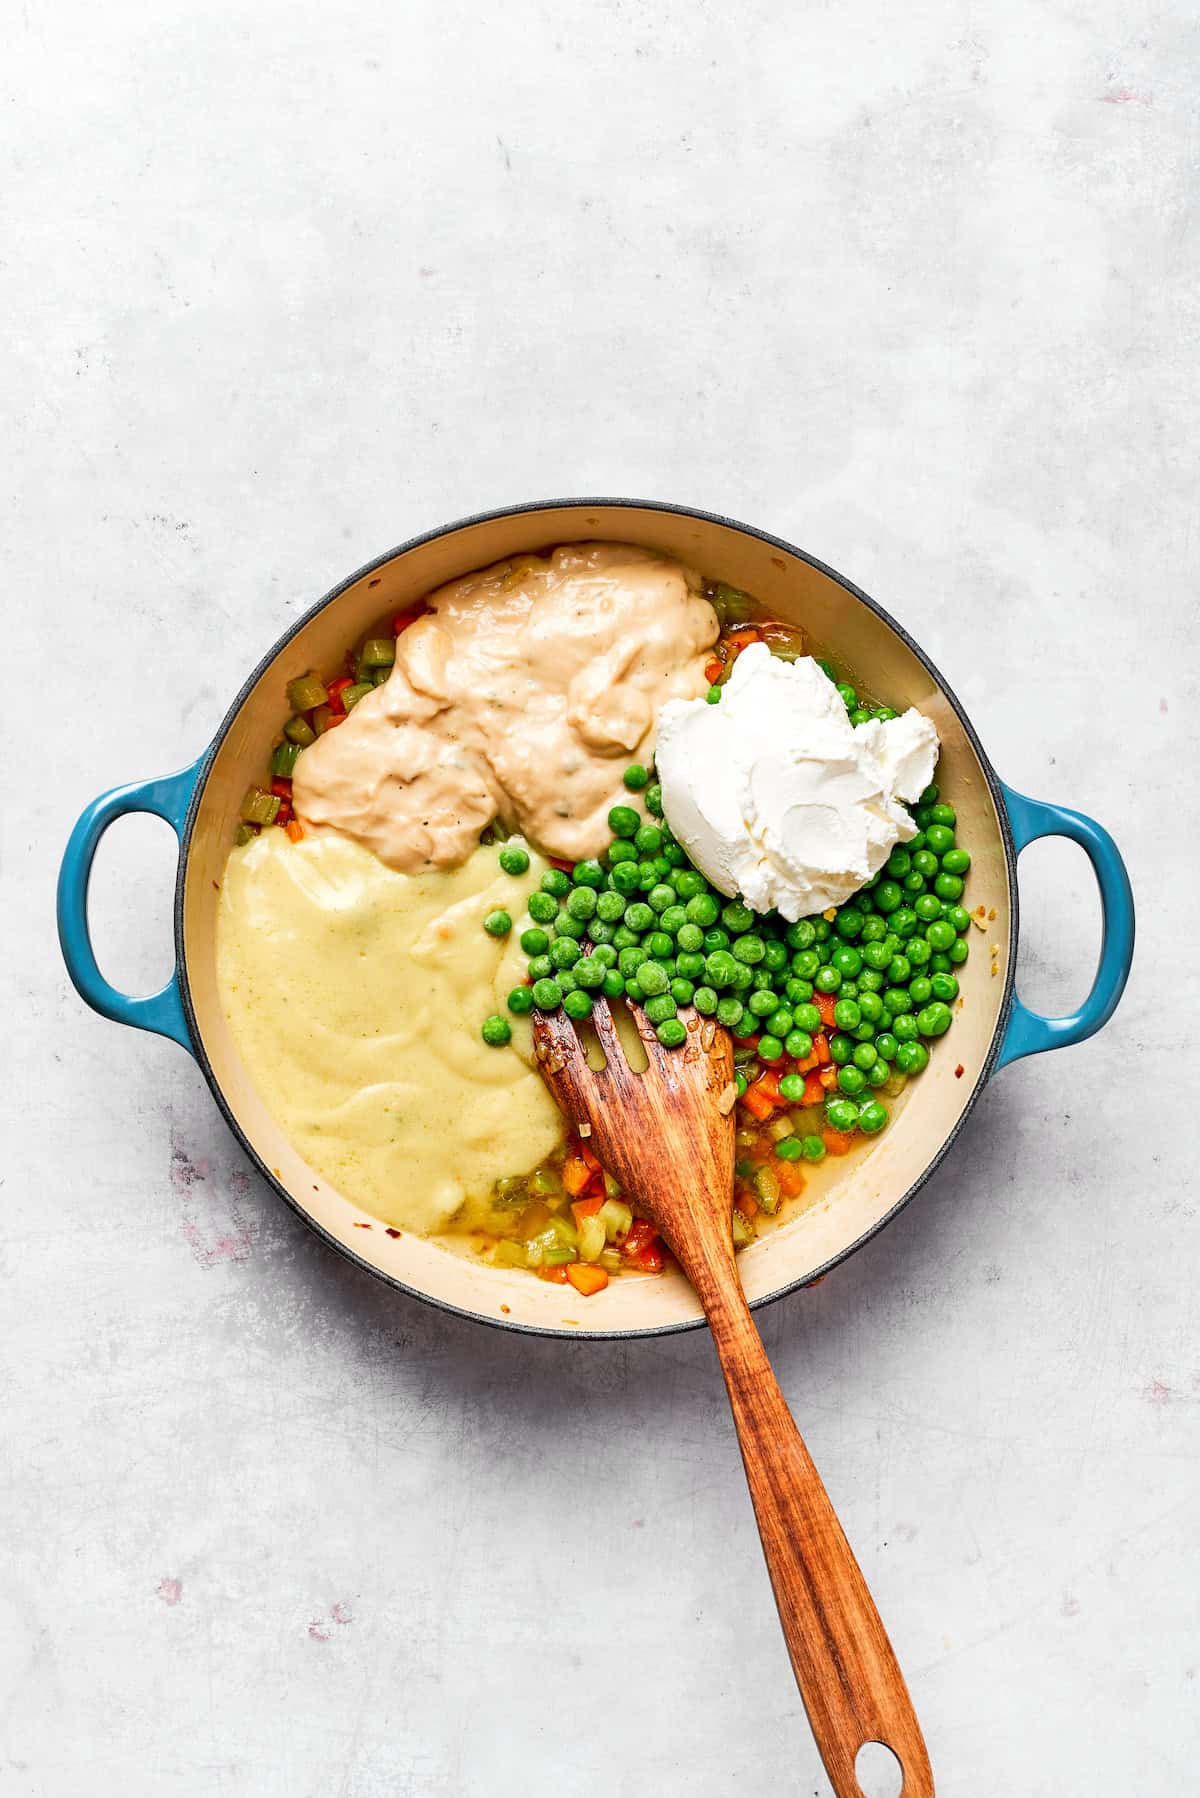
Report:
4,4,1197,1794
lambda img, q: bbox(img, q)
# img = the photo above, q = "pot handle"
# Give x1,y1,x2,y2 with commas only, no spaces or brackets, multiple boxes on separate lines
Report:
996,783,1135,1069
57,756,207,1055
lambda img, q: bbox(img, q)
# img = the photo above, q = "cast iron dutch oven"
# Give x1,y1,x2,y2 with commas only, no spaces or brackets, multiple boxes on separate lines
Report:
58,500,1134,1336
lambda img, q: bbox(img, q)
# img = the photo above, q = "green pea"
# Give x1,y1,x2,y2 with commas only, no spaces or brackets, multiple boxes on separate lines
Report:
793,1003,821,1033
528,954,553,980
674,922,703,954
676,950,705,978
557,974,579,1000
481,1014,512,1046
574,958,605,990
548,937,579,970
562,988,592,1020
837,1064,867,1096
886,846,911,878
608,805,641,838
528,891,558,924
662,843,686,868
925,824,955,856
859,968,884,992
917,1001,952,1037
926,918,956,952
908,975,933,1006
634,862,658,891
596,890,626,923
591,944,618,968
930,972,959,1002
532,978,563,1010
792,949,821,979
813,918,832,941
825,1098,859,1132
644,930,671,959
831,944,862,978
499,846,530,875
686,893,720,927
624,978,644,1003
608,861,641,895
608,839,637,865
913,850,939,880
520,927,550,956
857,990,883,1023
778,1072,805,1102
623,763,649,790
716,997,744,1028
705,950,738,989
876,881,903,914
940,848,970,877
894,1040,929,1073
919,782,939,805
757,1034,784,1062
785,977,814,1005
775,1135,806,1161
892,1012,918,1042
801,1135,826,1162
483,909,512,937
837,682,857,709
860,915,887,943
669,870,703,901
766,1009,793,1038
948,938,969,965
829,1033,853,1065
637,961,669,997
787,919,817,950
625,902,653,933
704,927,731,953
875,1030,897,1061
906,936,931,967
852,1041,878,1071
644,783,663,816
732,934,765,965
929,802,956,827
507,986,534,1015
602,969,626,1000
763,941,789,974
934,873,964,901
784,1029,813,1060
665,978,690,1006
648,884,675,914
815,965,841,993
541,868,571,897
657,1018,687,1047
657,905,686,936
903,872,926,894
863,941,892,971
841,980,859,999
858,1099,887,1134
613,926,640,951
886,956,911,985
566,886,597,921
693,985,718,1016
748,989,777,1018
890,908,918,940
833,997,861,1030
634,823,662,856
555,914,585,941
643,993,677,1025
575,860,605,890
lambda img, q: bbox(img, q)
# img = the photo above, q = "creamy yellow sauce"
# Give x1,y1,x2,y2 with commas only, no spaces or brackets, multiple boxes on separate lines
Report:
216,830,564,1233
292,542,717,872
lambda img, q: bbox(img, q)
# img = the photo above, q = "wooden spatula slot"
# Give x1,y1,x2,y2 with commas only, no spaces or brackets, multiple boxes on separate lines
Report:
533,994,934,1798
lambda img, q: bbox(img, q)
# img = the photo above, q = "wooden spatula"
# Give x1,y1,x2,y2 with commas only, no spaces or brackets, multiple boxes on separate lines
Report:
533,995,934,1798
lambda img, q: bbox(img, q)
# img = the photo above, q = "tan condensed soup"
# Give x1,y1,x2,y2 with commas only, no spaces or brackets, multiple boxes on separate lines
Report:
292,542,718,871
217,831,564,1234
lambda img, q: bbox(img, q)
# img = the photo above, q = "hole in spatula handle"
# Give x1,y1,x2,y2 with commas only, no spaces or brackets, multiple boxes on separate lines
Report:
855,1739,904,1798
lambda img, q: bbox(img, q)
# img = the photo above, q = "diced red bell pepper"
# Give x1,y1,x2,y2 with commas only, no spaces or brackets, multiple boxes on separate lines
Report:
626,1243,665,1275
622,1219,659,1259
392,610,423,635
814,991,838,1030
327,675,354,714
704,656,724,684
270,777,292,799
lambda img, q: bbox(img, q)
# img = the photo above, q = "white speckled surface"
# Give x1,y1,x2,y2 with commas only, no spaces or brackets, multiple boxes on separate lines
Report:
5,3,1198,1792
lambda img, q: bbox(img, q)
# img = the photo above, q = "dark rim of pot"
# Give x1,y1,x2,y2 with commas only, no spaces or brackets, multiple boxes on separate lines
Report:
175,497,1020,1342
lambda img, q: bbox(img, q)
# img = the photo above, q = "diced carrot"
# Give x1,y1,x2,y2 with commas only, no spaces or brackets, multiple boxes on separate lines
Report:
819,1065,838,1090
576,1137,602,1174
794,1048,819,1073
562,1156,593,1197
813,1031,831,1065
737,1189,760,1220
822,1129,855,1156
740,1081,776,1122
571,1195,606,1226
270,777,292,799
777,1162,807,1197
726,626,762,648
566,1263,608,1297
704,656,724,684
802,1071,826,1107
815,992,837,1029
285,820,305,843
757,1069,782,1103
537,1264,571,1283
392,610,422,635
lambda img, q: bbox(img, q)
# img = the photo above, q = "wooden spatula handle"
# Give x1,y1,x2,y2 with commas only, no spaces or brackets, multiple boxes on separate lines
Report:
692,1245,934,1798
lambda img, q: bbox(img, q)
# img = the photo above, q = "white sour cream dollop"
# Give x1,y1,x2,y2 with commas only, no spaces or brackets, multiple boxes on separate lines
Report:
655,644,939,921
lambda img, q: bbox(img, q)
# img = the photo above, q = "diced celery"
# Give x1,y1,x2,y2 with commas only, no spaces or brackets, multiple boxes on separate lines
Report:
524,1238,545,1268
599,1249,623,1274
713,582,754,625
602,1170,623,1200
240,786,280,826
492,1240,527,1268
361,637,396,669
370,666,390,685
284,714,317,747
754,1165,781,1215
732,1208,756,1248
492,1175,528,1208
542,1243,577,1266
342,682,373,711
735,1127,757,1151
768,1115,794,1142
883,1071,908,1099
598,1198,633,1243
270,741,300,778
313,705,337,734
286,672,328,711
529,1167,563,1198
548,1214,578,1250
577,1215,606,1263
236,823,255,846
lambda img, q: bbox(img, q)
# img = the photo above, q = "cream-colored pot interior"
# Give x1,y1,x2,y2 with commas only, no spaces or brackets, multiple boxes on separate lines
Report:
181,503,1014,1337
